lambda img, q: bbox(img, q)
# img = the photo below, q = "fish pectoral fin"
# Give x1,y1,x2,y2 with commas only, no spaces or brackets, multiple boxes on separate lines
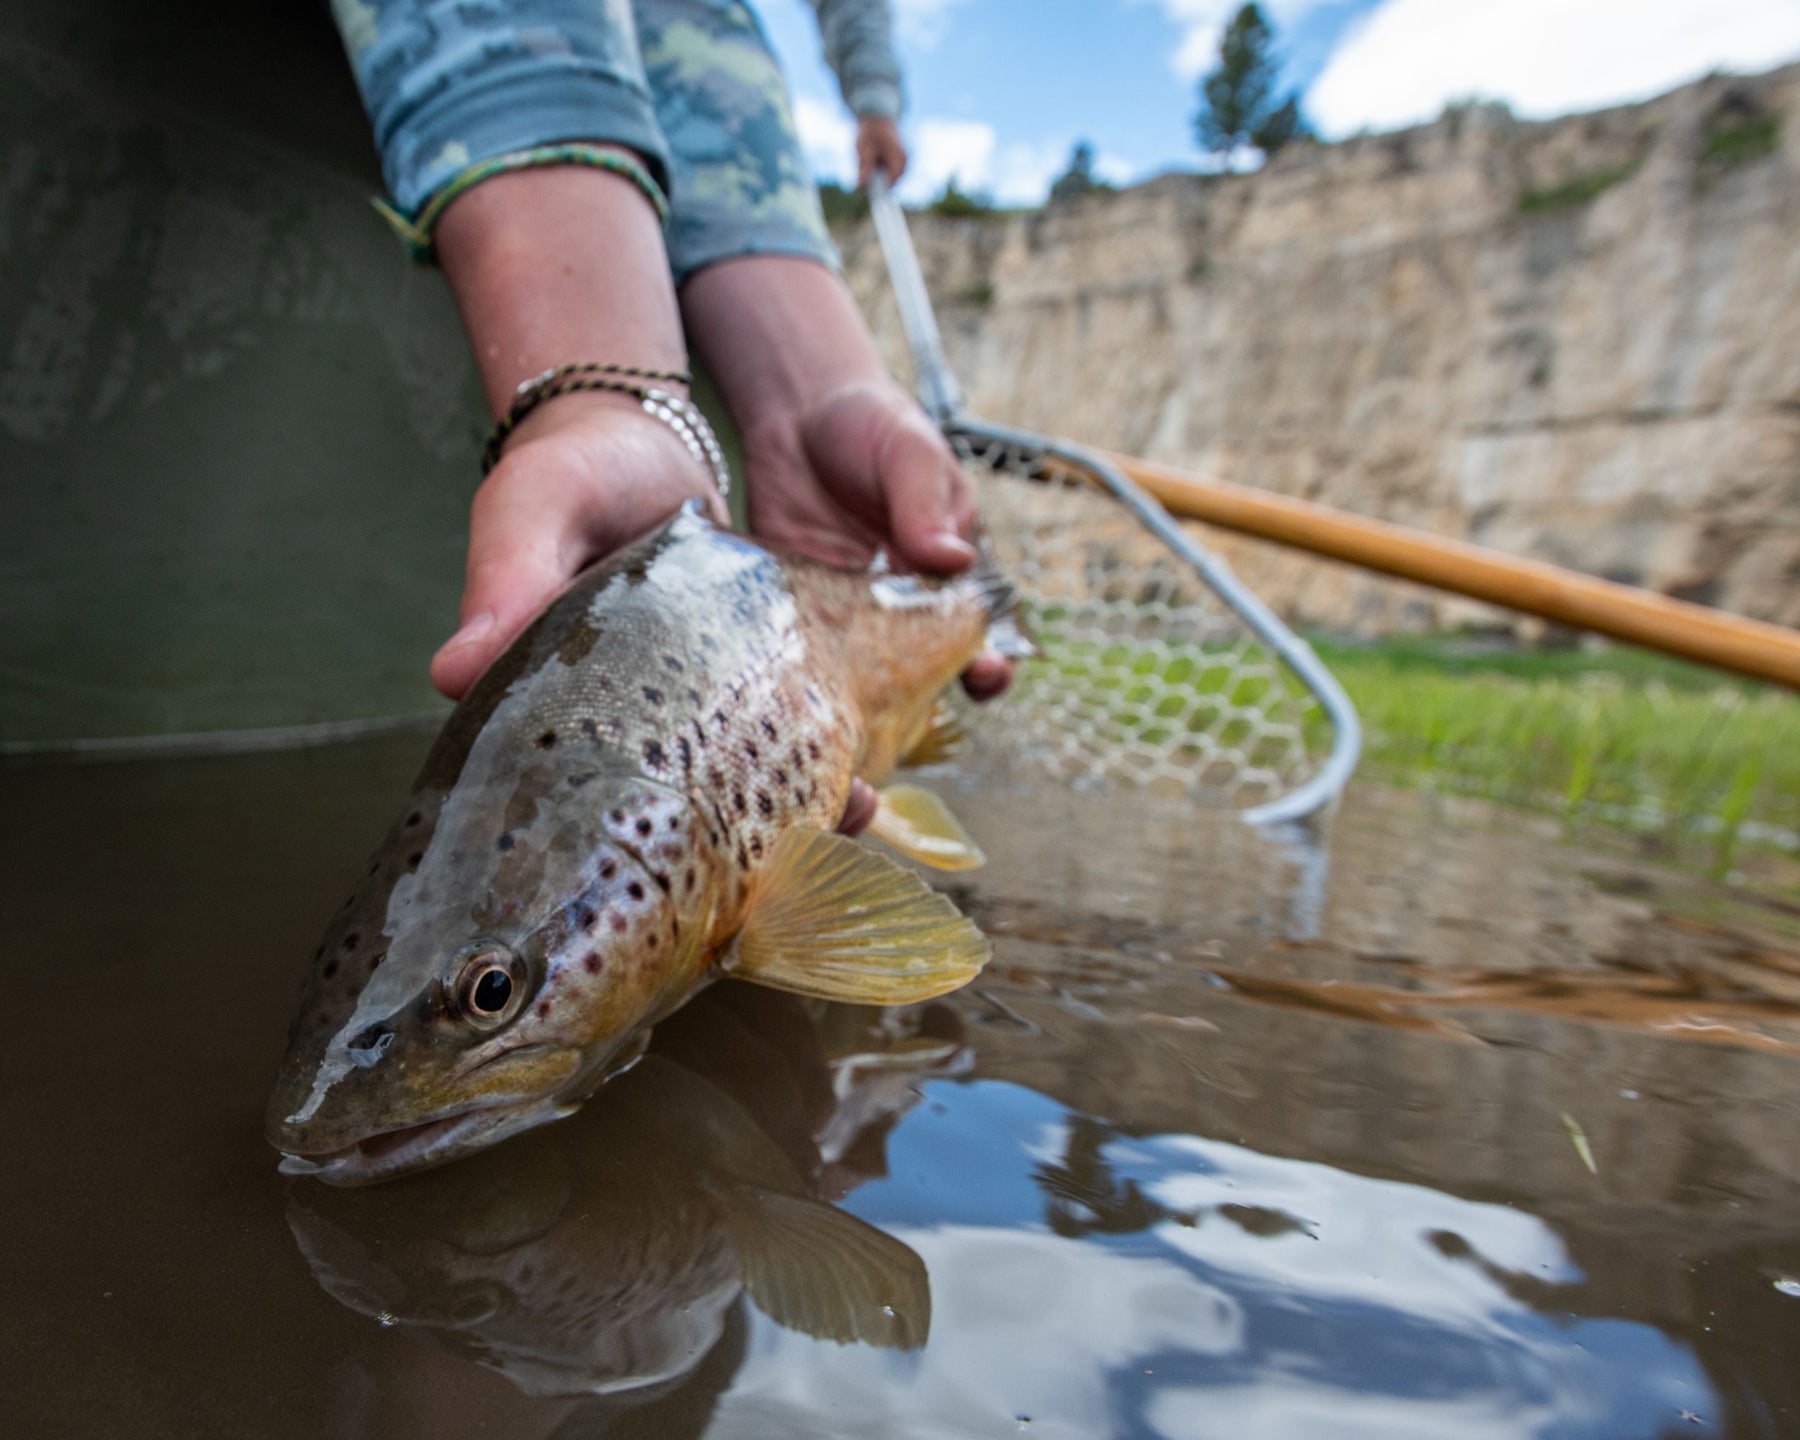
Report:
731,828,988,1003
868,784,987,872
899,699,965,768
725,1184,930,1349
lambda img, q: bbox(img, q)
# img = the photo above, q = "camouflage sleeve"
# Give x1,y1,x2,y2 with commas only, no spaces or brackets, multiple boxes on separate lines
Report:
330,0,673,224
637,0,838,284
806,0,904,119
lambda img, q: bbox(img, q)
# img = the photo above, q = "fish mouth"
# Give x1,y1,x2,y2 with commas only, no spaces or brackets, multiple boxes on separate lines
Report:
278,1098,570,1186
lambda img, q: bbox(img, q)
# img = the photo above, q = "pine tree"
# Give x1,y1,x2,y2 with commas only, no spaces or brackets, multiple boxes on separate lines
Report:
1048,141,1105,202
1192,4,1307,162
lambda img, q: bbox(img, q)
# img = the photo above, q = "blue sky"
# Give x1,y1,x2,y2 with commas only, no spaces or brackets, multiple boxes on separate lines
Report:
755,0,1800,204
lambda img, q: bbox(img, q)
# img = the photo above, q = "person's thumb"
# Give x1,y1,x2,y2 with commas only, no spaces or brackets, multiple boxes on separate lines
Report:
430,475,583,700
877,411,976,575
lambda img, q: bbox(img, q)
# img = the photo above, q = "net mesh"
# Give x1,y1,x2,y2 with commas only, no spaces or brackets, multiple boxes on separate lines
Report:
956,433,1330,810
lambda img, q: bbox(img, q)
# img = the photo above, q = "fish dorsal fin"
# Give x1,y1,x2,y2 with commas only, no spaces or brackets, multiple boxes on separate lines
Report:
731,828,988,1002
899,699,965,768
724,1184,930,1349
868,784,986,872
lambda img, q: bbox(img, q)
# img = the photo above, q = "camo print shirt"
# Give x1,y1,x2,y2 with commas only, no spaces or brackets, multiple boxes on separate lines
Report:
331,0,901,279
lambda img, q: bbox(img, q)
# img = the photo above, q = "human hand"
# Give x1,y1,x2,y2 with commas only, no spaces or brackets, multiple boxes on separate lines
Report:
737,377,1014,704
856,116,907,189
430,393,724,700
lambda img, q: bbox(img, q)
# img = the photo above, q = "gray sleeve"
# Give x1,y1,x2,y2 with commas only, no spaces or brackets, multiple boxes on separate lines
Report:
331,0,671,218
806,0,904,120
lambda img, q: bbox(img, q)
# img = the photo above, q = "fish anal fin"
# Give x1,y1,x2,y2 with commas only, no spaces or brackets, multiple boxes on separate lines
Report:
725,1184,930,1349
731,829,988,1003
869,784,986,872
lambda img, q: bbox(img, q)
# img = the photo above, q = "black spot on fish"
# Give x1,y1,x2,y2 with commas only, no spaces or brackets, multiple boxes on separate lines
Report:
774,767,789,786
744,741,759,762
692,720,708,749
749,834,763,859
683,866,696,893
790,746,805,768
676,736,692,771
644,740,666,768
342,933,359,950
636,817,653,837
807,740,822,761
647,934,660,951
366,861,379,877
322,959,338,979
599,860,617,879
408,852,423,868
497,833,515,852
406,811,422,827
577,907,597,930
687,688,703,706
713,710,728,731
643,687,663,705
536,730,557,749
567,772,593,788
652,871,671,894
537,1001,552,1018
760,717,778,740
736,843,750,870
609,810,625,825
756,791,774,818
580,719,600,741
583,954,601,975
733,790,747,815
794,787,808,806
663,655,683,673
627,882,645,901
667,815,681,831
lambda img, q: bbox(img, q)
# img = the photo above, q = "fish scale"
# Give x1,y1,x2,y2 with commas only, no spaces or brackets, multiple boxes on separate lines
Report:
268,504,1019,1183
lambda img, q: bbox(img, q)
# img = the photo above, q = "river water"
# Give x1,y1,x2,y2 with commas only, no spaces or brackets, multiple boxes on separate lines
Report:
5,733,1799,1438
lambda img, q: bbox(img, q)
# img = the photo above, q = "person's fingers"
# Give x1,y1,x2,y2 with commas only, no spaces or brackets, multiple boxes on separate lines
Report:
836,777,880,836
960,651,1015,702
431,464,588,699
876,412,977,574
885,135,908,182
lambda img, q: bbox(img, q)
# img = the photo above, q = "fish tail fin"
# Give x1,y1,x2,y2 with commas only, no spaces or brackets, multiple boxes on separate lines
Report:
971,535,1037,660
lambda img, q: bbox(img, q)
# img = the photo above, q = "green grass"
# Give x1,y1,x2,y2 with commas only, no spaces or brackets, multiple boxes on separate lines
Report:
1702,112,1781,169
1312,636,1799,872
1517,161,1640,215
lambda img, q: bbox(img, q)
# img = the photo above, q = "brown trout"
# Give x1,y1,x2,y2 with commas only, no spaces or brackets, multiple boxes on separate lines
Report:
268,503,1023,1184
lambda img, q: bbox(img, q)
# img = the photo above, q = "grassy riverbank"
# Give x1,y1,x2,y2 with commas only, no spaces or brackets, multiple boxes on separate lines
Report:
1313,636,1799,875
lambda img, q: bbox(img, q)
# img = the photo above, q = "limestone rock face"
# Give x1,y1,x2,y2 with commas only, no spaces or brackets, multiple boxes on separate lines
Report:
840,65,1800,636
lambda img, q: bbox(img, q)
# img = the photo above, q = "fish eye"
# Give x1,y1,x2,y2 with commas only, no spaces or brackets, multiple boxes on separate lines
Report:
454,950,525,1028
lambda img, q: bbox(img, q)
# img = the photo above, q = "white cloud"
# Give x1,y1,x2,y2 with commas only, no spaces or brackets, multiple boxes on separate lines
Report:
1309,0,1800,137
793,95,856,184
892,0,968,51
899,116,997,201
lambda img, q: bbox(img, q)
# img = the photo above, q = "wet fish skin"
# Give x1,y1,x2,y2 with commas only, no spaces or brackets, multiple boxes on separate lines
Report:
267,504,1005,1183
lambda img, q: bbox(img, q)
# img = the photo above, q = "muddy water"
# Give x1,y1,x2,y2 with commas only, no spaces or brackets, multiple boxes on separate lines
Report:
5,734,1800,1439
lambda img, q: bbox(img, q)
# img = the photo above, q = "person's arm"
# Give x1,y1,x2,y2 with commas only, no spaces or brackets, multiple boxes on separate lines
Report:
806,0,909,185
429,165,720,700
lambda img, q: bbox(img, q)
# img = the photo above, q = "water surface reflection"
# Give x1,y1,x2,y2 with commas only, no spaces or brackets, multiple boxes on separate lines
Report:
3,738,1797,1437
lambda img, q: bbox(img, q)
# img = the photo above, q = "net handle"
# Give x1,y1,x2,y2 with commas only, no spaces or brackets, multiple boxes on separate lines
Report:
868,170,963,423
866,173,1361,826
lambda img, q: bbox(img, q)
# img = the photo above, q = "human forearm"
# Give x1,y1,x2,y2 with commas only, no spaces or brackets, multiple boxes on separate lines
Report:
436,163,687,417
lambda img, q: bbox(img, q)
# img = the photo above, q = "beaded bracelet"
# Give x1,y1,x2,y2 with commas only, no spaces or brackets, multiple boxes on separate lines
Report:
481,363,733,506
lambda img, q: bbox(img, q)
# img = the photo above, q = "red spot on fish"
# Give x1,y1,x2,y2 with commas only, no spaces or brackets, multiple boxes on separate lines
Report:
583,953,602,974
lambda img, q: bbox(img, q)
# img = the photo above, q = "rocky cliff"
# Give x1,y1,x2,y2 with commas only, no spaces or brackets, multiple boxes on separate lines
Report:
839,65,1800,637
